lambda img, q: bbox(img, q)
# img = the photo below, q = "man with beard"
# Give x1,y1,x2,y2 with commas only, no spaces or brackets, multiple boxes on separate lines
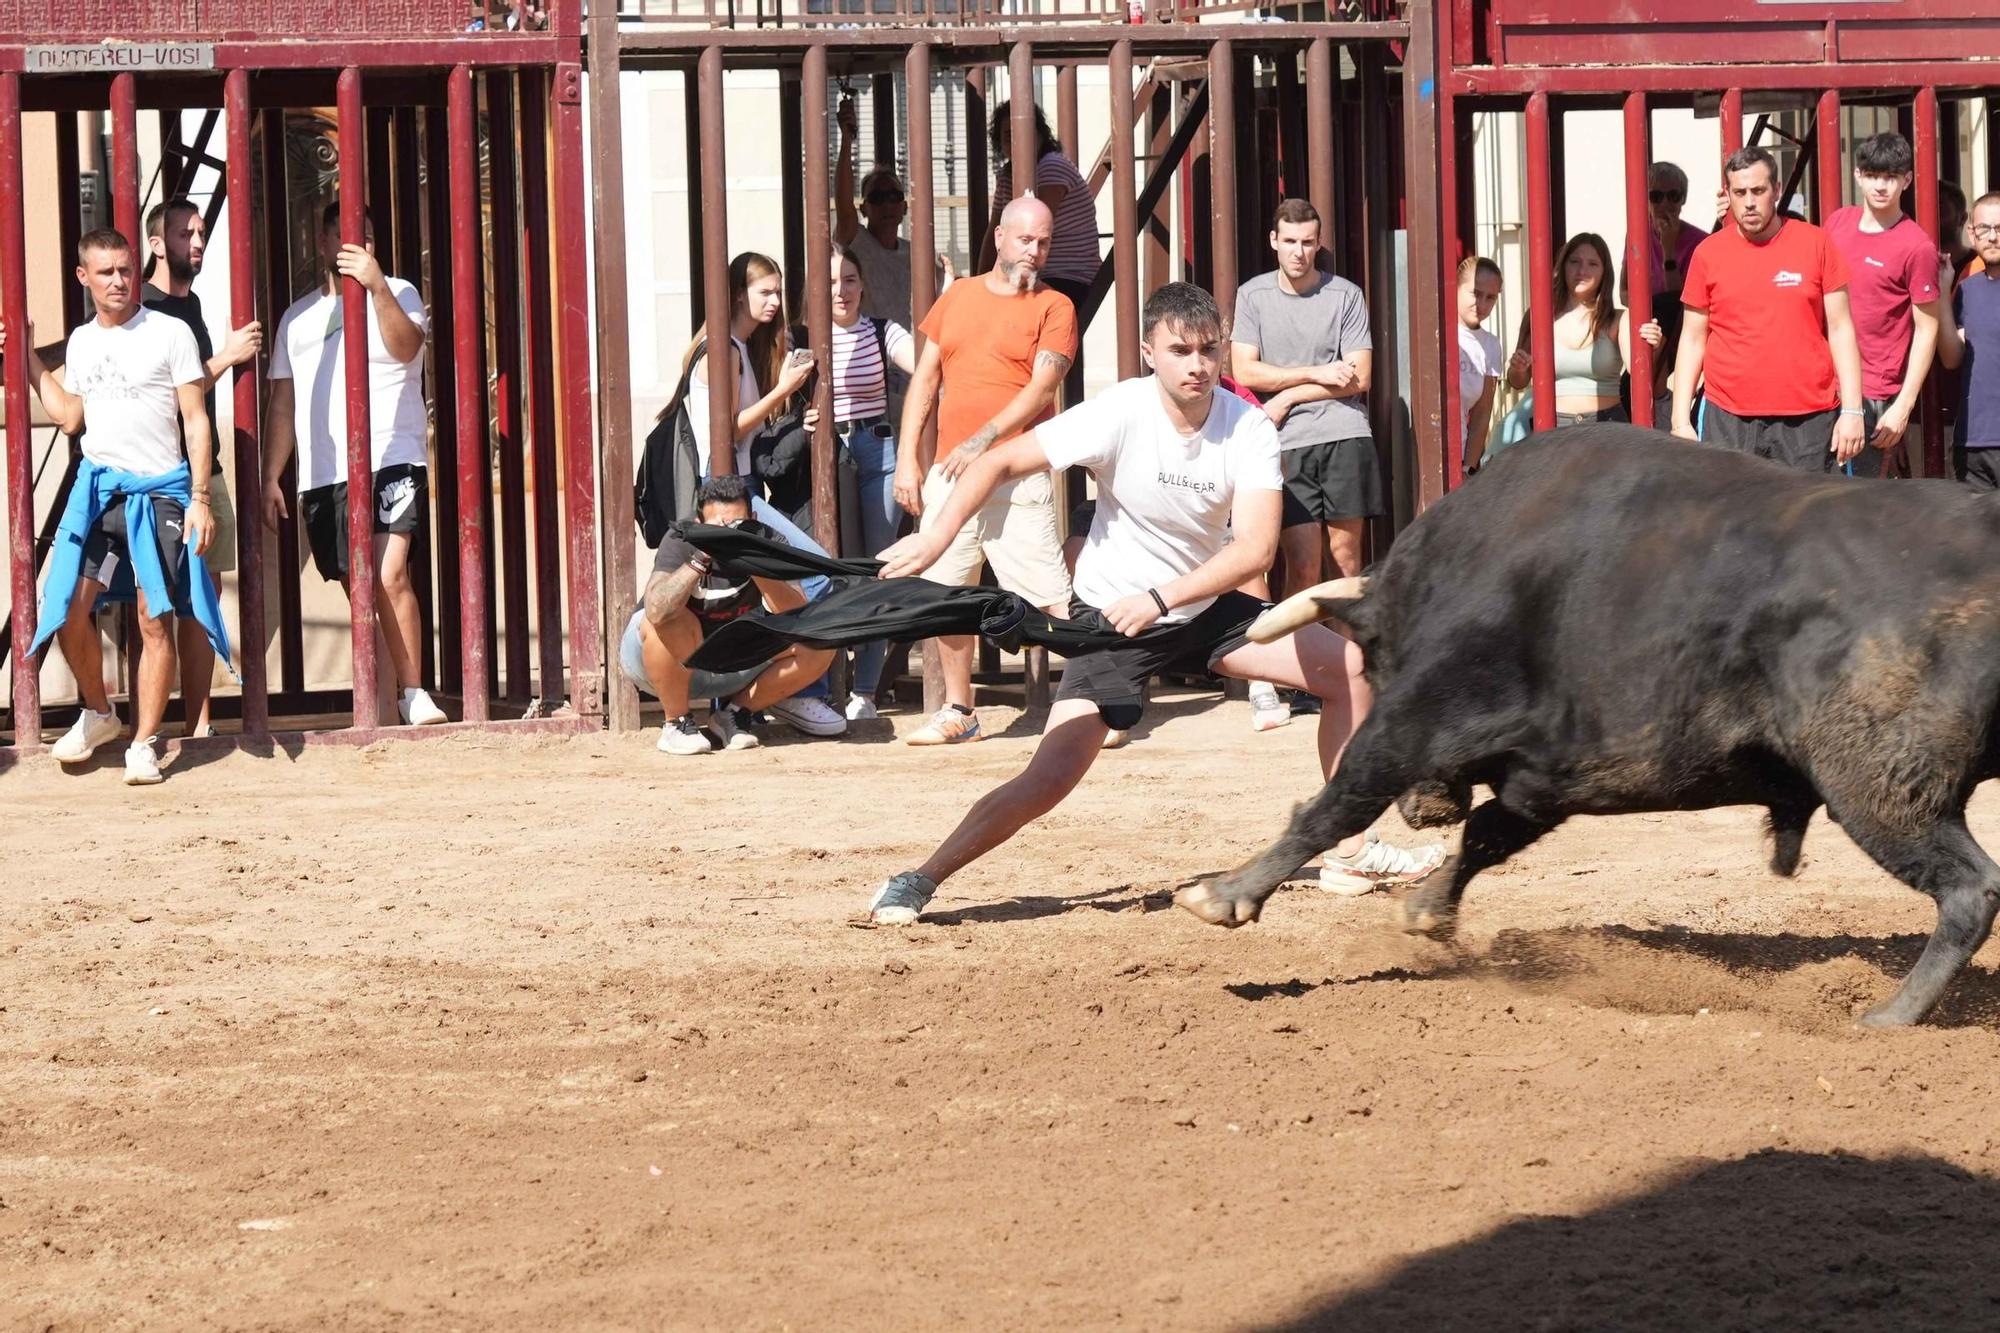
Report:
862,282,1444,924
890,196,1076,746
260,202,446,727
142,197,262,736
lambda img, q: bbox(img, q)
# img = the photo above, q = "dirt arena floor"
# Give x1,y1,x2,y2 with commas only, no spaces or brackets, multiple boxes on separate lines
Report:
10,689,2000,1330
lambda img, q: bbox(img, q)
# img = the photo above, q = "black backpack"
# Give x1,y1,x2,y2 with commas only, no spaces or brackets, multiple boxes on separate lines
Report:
635,338,706,547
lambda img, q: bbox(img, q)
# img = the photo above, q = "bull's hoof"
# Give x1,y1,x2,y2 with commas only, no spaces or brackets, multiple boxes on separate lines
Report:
1174,880,1263,928
1402,905,1458,940
1857,1000,1922,1029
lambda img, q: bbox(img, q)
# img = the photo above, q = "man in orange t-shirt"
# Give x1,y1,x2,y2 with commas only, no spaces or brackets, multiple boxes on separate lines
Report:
1672,146,1866,472
891,196,1077,746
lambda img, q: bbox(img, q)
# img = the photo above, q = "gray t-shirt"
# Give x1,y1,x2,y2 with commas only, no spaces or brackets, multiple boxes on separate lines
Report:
850,228,914,326
1232,270,1374,449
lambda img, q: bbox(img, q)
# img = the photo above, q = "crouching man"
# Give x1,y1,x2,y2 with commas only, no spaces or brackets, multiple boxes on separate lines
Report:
618,475,839,755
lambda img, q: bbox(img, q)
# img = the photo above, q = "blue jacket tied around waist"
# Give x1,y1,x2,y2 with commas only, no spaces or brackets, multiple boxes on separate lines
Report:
31,459,235,675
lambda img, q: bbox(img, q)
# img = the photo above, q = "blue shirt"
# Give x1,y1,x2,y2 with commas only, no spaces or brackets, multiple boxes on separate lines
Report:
1955,272,2000,448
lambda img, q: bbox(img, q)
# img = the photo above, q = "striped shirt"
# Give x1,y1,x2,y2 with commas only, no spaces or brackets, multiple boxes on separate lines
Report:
995,150,1100,284
831,315,913,423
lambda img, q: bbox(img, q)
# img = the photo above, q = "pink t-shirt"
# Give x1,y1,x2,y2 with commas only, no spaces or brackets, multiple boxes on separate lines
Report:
1824,206,1941,400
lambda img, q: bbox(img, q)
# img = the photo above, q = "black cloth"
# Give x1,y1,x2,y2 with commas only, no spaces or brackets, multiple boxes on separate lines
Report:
674,522,1201,673
142,282,221,470
652,521,771,631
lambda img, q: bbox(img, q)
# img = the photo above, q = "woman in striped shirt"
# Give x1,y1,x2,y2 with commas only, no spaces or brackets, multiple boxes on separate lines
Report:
982,100,1101,310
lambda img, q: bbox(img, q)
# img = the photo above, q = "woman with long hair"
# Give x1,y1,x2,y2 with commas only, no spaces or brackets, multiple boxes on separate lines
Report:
666,251,816,478
1505,232,1662,425
980,100,1100,308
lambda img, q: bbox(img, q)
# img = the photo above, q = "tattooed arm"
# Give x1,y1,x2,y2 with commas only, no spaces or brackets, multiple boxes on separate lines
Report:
936,346,1073,481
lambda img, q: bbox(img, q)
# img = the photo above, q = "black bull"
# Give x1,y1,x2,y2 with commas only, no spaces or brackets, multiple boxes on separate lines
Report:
1177,425,2000,1027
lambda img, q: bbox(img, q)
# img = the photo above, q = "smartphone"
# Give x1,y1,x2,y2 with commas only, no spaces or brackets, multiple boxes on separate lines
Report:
788,348,815,370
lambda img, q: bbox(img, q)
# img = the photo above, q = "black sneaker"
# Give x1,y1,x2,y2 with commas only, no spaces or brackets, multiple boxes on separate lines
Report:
656,714,714,756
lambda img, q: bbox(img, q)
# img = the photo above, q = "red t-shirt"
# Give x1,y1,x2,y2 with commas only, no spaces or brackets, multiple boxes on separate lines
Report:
1824,206,1941,400
1683,218,1851,416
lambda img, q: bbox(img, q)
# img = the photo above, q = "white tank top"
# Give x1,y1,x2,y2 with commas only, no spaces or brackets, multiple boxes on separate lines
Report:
684,334,762,477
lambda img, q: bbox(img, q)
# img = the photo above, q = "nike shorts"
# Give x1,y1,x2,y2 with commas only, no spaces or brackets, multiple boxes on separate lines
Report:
302,464,428,584
79,496,194,615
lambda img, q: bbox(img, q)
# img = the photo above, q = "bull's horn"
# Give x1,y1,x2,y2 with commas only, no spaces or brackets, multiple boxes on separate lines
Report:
1247,576,1370,644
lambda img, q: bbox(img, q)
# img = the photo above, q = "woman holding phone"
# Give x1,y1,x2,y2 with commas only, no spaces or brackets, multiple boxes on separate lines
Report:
667,251,817,478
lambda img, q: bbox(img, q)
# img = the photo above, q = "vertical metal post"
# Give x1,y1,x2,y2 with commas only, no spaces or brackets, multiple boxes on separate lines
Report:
1405,0,1448,511
1109,39,1140,381
521,71,564,707
1721,88,1743,163
683,66,707,334
1009,43,1036,202
1623,91,1655,428
392,105,432,688
589,14,640,730
425,100,463,697
967,66,991,256
1916,84,1944,479
367,107,396,276
1439,83,1464,490
1817,89,1842,221
780,73,806,316
1306,38,1335,268
908,41,936,330
1209,40,1238,331
261,106,305,702
1144,83,1171,294
1547,103,1567,242
550,61,603,716
1525,90,1556,433
698,45,733,471
450,65,491,723
486,73,531,702
802,46,839,559
56,114,85,331
223,70,268,736
2,73,38,748
1057,64,1078,175
110,73,139,245
337,70,380,730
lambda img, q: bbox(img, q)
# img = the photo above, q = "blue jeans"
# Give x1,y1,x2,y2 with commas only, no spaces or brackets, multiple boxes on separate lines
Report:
843,420,901,697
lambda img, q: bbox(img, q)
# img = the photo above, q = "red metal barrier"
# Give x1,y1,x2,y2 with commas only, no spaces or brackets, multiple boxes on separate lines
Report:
1209,40,1238,332
224,68,267,735
1623,91,1655,428
1109,38,1141,381
802,45,838,559
551,60,601,715
449,63,491,724
1817,89,1843,220
337,67,380,730
110,72,139,246
697,46,732,471
1524,90,1556,433
1915,84,1944,479
487,72,531,702
520,70,566,703
2,71,36,749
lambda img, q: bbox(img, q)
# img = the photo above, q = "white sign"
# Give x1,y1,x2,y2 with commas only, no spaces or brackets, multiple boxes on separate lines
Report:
26,44,216,74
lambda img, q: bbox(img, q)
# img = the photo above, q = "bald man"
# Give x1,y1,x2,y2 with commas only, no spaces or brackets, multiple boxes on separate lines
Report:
891,197,1078,745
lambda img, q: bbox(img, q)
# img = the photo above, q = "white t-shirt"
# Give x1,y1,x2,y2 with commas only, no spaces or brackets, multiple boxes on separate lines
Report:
1038,376,1283,622
63,306,205,476
270,278,430,490
1458,323,1502,443
687,335,763,478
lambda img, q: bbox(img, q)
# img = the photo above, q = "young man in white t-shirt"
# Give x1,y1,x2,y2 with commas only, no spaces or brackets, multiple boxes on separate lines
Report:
863,282,1443,925
1456,256,1504,473
260,203,445,726
5,228,212,783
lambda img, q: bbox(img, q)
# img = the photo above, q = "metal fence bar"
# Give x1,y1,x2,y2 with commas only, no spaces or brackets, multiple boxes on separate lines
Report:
1623,90,1655,428
1525,89,1556,433
2,72,38,749
449,63,492,723
224,68,268,736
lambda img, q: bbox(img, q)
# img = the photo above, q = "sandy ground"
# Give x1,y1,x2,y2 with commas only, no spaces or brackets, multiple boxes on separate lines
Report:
9,690,2000,1331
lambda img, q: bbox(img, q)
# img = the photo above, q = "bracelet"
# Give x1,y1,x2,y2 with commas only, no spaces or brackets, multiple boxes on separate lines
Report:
1839,407,1866,417
187,494,211,506
1147,588,1169,616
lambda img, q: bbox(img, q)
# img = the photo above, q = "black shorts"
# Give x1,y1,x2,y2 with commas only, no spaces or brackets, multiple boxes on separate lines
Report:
302,464,428,583
1054,590,1264,731
1956,446,2000,492
79,497,193,614
1281,438,1384,525
1701,404,1837,473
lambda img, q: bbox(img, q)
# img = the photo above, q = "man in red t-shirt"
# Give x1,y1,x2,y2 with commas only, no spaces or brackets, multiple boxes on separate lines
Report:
1824,132,1943,478
1672,147,1866,472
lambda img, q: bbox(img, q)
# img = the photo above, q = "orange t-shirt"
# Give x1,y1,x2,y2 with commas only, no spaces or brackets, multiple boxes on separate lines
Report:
917,278,1078,449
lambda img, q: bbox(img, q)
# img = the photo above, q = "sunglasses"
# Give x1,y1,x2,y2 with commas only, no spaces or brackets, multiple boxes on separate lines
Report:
865,191,905,206
1649,189,1686,204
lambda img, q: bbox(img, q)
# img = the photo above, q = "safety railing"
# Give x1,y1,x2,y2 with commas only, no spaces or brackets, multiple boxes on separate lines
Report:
608,0,1371,29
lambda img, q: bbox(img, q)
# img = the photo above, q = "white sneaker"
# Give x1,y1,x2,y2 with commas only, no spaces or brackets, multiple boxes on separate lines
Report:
710,703,762,751
1248,681,1292,732
1318,830,1446,896
845,694,881,722
123,738,164,786
1100,728,1130,750
905,706,981,746
53,709,122,765
657,714,714,756
768,694,848,737
399,687,448,726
